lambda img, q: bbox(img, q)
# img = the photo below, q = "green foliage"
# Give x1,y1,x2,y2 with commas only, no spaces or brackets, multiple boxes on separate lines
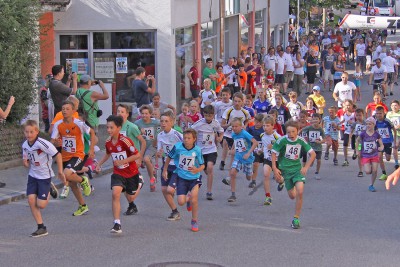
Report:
0,0,41,122
290,0,351,10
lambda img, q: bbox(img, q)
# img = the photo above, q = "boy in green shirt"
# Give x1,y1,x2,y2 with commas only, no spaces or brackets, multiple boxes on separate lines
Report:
271,120,316,229
203,58,218,90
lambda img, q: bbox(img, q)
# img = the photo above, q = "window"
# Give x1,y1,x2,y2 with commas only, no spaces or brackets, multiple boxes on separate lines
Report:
254,10,264,53
59,35,89,77
93,32,155,49
240,14,250,53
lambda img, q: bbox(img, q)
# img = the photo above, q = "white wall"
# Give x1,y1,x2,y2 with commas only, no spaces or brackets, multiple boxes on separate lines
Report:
172,0,197,28
201,0,220,22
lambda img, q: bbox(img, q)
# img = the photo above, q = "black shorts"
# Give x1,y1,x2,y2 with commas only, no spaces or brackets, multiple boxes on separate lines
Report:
343,133,350,147
26,176,51,200
307,73,316,84
161,164,178,188
223,136,234,149
302,150,322,162
387,73,395,85
253,152,264,163
263,159,277,168
373,79,384,90
111,173,143,195
63,157,85,173
275,74,284,84
350,135,356,150
383,143,392,155
203,152,218,170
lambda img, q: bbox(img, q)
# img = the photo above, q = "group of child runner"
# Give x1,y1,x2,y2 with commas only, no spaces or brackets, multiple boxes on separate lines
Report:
23,81,400,237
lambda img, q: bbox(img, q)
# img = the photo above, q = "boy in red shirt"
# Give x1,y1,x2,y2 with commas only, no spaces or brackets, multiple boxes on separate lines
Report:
96,115,143,234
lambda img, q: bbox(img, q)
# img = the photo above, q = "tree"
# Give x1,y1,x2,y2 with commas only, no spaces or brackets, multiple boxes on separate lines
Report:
0,0,41,122
289,0,352,10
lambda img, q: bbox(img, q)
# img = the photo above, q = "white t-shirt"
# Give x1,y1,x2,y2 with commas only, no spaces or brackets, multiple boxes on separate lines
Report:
342,112,355,134
222,107,250,138
321,38,332,47
333,81,356,107
263,54,277,71
199,89,217,108
22,137,58,179
382,56,397,73
214,100,232,123
157,129,183,166
371,65,387,80
284,52,294,71
356,44,366,57
294,58,305,75
276,55,286,74
223,65,235,84
191,118,224,154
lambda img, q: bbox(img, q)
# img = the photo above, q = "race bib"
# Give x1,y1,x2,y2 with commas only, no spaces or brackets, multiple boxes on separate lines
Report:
277,115,284,125
363,141,376,154
178,155,195,171
378,128,390,139
111,151,129,169
256,141,263,152
309,131,320,142
355,124,365,135
202,133,215,146
253,81,257,88
142,127,155,140
27,151,40,166
234,138,247,153
62,137,76,153
163,144,172,155
345,121,352,133
285,144,301,160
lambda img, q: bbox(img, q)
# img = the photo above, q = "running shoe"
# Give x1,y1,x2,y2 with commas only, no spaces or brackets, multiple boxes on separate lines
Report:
368,185,376,192
333,159,338,166
73,205,89,216
191,220,199,232
314,174,321,180
167,211,181,221
227,195,236,202
277,183,285,191
110,223,122,234
357,172,364,177
395,165,399,170
49,182,58,199
324,152,329,160
263,197,272,205
206,192,213,200
59,185,70,199
352,153,357,160
150,177,156,192
80,175,91,196
291,218,300,229
219,162,225,170
86,168,93,180
342,160,349,166
90,185,95,192
248,180,256,188
379,174,388,181
124,203,138,215
30,227,48,238
222,177,231,185
186,200,192,212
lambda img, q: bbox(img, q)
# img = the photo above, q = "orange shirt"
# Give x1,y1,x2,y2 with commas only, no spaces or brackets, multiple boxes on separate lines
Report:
52,111,79,125
51,118,90,161
309,44,319,53
238,71,248,89
216,72,227,93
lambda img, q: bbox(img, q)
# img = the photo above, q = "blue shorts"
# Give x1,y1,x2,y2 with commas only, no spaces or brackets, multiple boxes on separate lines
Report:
354,80,361,87
176,176,202,195
231,160,253,176
26,175,51,200
161,164,177,188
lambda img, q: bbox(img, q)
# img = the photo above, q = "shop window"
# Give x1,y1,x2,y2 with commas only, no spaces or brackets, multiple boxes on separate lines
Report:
60,35,88,50
93,32,155,49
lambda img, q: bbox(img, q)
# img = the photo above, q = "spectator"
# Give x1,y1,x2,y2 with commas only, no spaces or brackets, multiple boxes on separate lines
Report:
203,58,218,90
0,95,15,188
133,67,156,109
187,59,201,99
149,92,176,115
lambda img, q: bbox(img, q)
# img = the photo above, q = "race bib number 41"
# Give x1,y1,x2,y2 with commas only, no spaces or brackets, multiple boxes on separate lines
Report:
285,144,301,160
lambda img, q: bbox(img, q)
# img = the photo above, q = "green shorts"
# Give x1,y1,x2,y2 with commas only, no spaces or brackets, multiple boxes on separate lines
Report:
281,169,305,191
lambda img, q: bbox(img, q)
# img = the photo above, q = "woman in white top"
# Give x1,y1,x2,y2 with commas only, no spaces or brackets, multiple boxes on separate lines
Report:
292,52,305,96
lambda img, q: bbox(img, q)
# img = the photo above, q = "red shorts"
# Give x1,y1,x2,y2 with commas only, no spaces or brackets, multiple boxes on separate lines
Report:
361,156,380,165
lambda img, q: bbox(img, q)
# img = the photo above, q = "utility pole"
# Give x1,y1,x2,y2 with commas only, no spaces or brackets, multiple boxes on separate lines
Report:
297,0,300,42
322,8,326,32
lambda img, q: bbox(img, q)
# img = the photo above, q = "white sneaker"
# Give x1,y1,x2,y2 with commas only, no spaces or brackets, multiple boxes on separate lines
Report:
59,186,70,199
314,175,321,180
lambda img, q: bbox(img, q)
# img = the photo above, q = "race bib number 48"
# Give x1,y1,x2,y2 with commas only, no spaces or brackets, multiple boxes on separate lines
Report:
285,144,301,160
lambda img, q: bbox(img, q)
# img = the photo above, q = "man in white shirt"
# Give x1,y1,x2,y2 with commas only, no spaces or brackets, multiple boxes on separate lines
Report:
356,38,366,73
275,50,286,94
263,47,277,73
321,33,332,49
332,72,356,107
283,46,294,94
382,52,397,95
299,40,308,59
223,57,236,94
368,58,388,96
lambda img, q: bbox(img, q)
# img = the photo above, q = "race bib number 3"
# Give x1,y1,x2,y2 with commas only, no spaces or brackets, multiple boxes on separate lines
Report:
202,133,215,146
234,138,247,153
285,144,301,160
111,151,129,169
62,137,76,153
178,155,195,171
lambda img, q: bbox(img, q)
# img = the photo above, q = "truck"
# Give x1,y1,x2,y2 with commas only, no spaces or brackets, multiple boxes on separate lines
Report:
360,0,400,16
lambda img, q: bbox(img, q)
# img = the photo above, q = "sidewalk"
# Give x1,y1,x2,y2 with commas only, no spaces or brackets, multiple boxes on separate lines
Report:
0,149,114,205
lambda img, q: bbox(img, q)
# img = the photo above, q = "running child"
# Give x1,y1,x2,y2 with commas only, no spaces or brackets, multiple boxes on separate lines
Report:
226,118,258,202
191,105,224,200
356,117,384,192
162,129,205,232
51,100,94,216
22,120,65,237
135,105,161,193
187,100,202,128
301,113,325,180
214,88,232,125
286,91,304,121
177,103,190,131
95,115,143,233
246,114,265,188
268,109,284,136
261,116,282,205
199,78,217,113
244,94,256,127
353,65,362,102
349,108,366,177
271,120,316,229
271,94,291,133
386,100,400,169
323,106,341,165
309,85,326,115
338,99,355,166
375,106,396,181
157,110,184,220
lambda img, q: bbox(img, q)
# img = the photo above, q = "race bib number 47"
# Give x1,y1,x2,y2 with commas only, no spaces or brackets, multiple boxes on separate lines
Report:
178,155,195,170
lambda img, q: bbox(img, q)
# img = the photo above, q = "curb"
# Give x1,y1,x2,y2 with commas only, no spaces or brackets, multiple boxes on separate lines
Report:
0,166,114,206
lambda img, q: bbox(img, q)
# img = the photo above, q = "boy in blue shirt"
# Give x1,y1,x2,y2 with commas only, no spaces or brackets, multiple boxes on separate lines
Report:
227,118,258,202
375,106,397,181
163,129,205,232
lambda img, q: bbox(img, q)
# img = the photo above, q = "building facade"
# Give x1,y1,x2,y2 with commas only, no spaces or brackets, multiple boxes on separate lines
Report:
40,0,289,123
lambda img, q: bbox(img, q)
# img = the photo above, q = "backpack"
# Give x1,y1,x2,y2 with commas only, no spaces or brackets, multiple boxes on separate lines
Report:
76,90,92,120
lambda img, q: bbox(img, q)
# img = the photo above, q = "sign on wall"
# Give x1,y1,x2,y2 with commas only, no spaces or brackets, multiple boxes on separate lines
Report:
116,57,128,73
95,61,115,79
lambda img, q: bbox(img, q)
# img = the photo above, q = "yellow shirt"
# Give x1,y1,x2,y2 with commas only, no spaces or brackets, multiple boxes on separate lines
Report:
309,94,325,114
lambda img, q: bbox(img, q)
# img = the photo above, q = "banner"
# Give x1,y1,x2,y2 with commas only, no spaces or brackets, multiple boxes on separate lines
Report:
339,14,400,29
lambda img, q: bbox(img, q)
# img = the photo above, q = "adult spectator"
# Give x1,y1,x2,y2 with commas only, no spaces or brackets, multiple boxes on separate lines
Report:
382,51,397,96
356,38,367,73
150,92,176,115
369,58,388,96
0,95,15,188
333,54,346,86
259,46,266,65
76,75,109,132
275,49,286,94
365,92,388,117
223,57,236,95
133,67,156,108
187,59,201,99
283,46,294,94
306,49,319,95
49,65,78,116
263,47,277,73
246,56,263,86
322,47,336,91
203,58,217,90
299,40,308,59
292,51,305,96
321,33,332,50
332,72,356,107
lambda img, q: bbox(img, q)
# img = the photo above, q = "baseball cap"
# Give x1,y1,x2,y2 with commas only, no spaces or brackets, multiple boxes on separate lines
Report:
365,117,376,125
312,85,321,91
79,74,92,83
